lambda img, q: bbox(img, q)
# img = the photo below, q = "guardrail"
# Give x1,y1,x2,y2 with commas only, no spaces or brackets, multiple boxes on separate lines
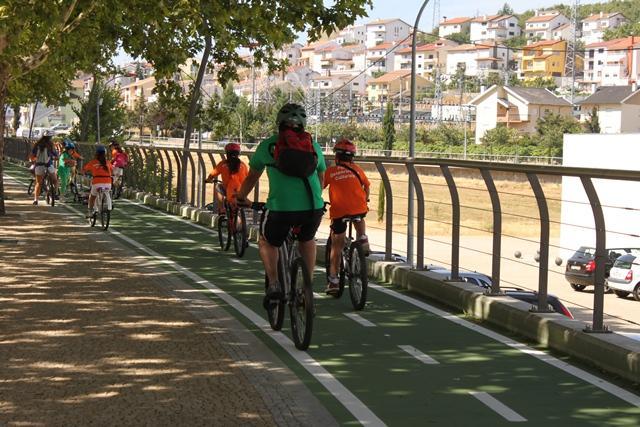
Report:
5,136,636,334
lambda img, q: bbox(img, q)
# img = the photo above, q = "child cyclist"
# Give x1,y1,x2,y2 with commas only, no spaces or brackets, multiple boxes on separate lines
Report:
323,138,370,295
29,135,59,205
205,142,248,215
110,142,129,186
82,145,112,217
57,141,77,198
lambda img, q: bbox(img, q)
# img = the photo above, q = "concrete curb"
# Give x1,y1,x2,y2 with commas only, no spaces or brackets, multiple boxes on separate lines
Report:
123,189,640,385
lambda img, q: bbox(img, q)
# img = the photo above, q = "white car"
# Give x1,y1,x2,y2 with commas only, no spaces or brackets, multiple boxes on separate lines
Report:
607,254,640,300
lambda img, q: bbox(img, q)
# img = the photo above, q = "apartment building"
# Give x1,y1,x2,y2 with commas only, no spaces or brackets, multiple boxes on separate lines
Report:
366,41,409,75
470,15,521,42
525,11,570,40
438,17,471,38
520,40,567,79
583,37,640,86
365,18,412,48
445,42,509,77
579,85,640,133
551,23,572,41
394,39,458,78
581,12,628,45
366,70,429,103
120,76,157,109
334,25,367,45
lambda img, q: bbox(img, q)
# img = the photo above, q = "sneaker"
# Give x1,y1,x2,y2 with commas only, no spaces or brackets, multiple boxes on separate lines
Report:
32,200,38,206
325,276,340,295
263,282,283,309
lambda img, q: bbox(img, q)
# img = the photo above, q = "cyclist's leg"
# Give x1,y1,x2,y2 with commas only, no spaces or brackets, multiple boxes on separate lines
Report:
297,210,324,283
87,185,98,215
329,219,347,277
33,167,45,202
215,186,225,215
59,168,70,195
259,210,291,298
353,216,369,253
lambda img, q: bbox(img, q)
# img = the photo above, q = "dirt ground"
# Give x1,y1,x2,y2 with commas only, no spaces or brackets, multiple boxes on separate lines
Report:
0,174,335,426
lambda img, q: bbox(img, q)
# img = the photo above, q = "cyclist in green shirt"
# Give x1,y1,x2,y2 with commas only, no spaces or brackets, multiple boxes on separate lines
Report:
236,103,326,305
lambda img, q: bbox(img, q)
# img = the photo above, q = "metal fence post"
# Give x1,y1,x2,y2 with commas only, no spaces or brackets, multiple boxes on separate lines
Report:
162,149,173,201
440,165,460,280
187,150,196,206
406,162,425,269
375,161,394,261
581,176,609,333
481,168,502,294
197,152,206,208
158,148,166,198
527,172,553,313
171,150,182,203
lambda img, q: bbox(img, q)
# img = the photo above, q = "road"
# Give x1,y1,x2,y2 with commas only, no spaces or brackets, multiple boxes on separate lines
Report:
5,162,640,426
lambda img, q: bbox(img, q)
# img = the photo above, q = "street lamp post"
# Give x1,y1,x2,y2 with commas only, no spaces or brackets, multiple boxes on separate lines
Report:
408,0,431,268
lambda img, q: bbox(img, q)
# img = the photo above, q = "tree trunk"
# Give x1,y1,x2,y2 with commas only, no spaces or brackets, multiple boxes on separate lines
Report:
0,74,9,215
181,33,211,204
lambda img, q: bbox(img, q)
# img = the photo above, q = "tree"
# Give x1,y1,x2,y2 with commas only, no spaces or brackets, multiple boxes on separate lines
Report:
70,79,127,143
378,102,395,222
497,3,514,15
521,76,557,90
129,93,149,138
445,30,471,45
603,22,640,41
535,112,582,157
584,106,601,133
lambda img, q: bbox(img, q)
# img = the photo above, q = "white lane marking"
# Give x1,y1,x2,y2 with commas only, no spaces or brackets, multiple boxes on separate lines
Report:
58,202,385,427
368,282,640,408
68,176,640,409
180,237,197,243
469,392,527,422
344,313,376,327
398,345,439,365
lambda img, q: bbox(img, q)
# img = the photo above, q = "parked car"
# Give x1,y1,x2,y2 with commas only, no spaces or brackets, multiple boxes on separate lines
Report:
606,254,640,300
431,268,574,319
565,246,640,292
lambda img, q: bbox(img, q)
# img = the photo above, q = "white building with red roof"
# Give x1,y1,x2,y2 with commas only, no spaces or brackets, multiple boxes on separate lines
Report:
445,42,509,77
584,37,640,87
438,17,471,38
470,15,521,42
393,39,458,78
365,40,409,75
525,10,569,40
581,12,628,45
365,18,412,48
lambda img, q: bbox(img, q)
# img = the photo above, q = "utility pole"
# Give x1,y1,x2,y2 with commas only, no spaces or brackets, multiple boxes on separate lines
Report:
434,66,443,123
566,0,580,108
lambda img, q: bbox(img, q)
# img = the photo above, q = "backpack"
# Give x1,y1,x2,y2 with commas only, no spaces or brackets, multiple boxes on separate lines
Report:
273,128,317,178
36,147,49,165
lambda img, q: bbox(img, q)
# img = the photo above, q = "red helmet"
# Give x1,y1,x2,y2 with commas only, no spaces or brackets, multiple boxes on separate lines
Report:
333,138,356,155
225,142,241,153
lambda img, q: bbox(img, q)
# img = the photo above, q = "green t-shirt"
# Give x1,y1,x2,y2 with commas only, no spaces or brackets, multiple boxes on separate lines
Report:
249,134,326,212
58,152,73,171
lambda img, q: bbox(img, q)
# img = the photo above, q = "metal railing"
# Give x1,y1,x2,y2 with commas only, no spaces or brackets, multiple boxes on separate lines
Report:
5,136,637,333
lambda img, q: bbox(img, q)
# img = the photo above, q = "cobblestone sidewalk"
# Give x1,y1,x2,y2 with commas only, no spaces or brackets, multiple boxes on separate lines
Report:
0,172,336,426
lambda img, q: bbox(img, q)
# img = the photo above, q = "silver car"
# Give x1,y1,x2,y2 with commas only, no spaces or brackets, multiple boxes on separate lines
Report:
607,254,640,300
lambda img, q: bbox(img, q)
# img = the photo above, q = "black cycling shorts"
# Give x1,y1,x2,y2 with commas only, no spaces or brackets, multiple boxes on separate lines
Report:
330,213,367,235
260,209,324,247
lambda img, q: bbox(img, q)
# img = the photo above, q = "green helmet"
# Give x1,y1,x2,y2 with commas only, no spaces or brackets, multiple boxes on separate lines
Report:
276,103,307,129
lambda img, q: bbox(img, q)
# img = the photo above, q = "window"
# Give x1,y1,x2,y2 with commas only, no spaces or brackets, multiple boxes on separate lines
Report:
353,82,359,86
428,55,433,59
509,31,514,36
323,82,329,87
509,22,515,27
598,48,604,53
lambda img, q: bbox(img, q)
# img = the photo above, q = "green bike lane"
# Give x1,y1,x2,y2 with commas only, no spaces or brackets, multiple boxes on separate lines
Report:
5,163,640,426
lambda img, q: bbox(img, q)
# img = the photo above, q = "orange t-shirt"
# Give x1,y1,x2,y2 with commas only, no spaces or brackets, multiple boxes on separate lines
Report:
323,162,370,219
207,160,248,202
83,159,113,185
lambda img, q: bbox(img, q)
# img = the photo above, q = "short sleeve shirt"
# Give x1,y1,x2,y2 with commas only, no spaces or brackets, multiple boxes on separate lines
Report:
208,160,249,203
323,162,370,219
249,134,326,212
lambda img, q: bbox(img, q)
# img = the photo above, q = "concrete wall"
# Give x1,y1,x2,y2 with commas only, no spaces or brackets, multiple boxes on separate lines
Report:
560,134,640,259
621,104,640,133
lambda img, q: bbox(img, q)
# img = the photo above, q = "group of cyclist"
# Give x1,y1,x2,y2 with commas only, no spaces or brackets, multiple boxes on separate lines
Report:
211,103,371,306
28,135,128,213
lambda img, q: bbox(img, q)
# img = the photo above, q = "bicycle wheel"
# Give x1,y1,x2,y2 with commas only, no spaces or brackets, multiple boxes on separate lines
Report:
289,257,314,350
101,193,111,230
348,244,368,311
233,208,248,257
27,179,34,196
217,214,231,251
324,235,345,298
44,176,52,206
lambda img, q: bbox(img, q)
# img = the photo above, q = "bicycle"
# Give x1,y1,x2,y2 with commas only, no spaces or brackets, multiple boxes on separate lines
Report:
324,216,368,310
112,169,124,199
36,166,57,207
252,202,314,351
212,180,248,257
89,187,112,230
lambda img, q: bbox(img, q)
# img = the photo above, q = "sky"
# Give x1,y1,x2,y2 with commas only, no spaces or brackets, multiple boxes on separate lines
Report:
115,0,602,65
